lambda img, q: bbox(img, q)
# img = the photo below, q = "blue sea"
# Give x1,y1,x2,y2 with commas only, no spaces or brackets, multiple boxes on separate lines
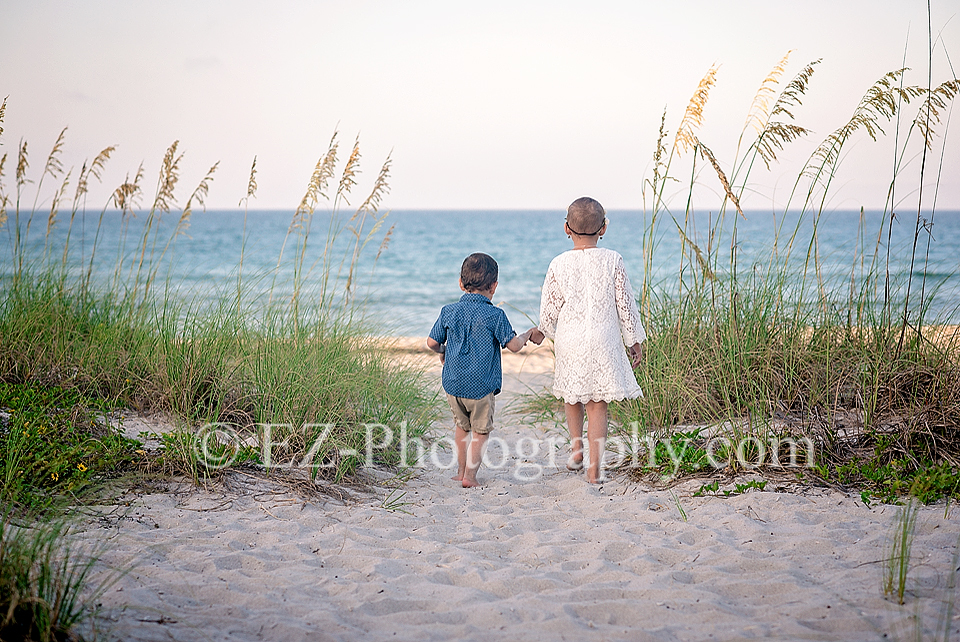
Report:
3,209,960,335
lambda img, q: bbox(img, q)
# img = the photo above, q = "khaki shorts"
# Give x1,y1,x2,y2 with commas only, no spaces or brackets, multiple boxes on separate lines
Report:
446,393,496,434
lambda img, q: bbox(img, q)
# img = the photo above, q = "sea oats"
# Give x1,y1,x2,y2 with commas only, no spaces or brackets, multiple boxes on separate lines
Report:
289,132,338,234
913,79,960,149
177,161,219,237
697,140,744,219
0,152,7,197
16,140,29,188
675,223,716,281
754,61,819,169
804,69,924,183
154,141,183,212
644,108,669,211
46,169,72,237
355,152,391,217
770,60,819,121
376,222,395,260
43,127,67,180
111,164,144,213
0,154,7,228
243,156,258,204
74,146,116,205
743,51,793,137
674,65,718,155
0,96,6,140
338,136,362,209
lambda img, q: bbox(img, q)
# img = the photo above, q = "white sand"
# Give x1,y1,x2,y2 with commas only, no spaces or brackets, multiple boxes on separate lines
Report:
82,340,960,641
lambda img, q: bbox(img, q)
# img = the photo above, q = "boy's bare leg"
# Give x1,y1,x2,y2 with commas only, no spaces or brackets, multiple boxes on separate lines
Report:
462,432,489,488
585,400,609,484
564,402,585,468
453,425,469,481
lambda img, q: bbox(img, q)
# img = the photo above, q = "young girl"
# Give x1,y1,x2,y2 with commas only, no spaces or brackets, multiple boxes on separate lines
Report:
538,197,645,484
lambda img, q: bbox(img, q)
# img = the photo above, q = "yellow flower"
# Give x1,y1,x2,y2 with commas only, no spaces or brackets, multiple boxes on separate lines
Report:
77,463,88,472
51,472,59,481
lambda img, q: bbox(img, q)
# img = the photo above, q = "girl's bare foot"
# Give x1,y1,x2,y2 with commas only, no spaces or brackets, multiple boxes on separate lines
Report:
566,453,584,471
462,478,481,488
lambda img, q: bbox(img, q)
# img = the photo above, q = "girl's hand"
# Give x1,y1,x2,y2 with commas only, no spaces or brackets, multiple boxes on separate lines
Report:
628,343,644,368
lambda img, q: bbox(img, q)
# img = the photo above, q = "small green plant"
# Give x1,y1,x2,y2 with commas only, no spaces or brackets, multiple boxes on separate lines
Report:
729,480,767,496
0,383,142,512
671,491,688,521
0,510,118,641
380,489,413,515
883,497,919,605
693,480,720,497
693,478,766,497
638,428,711,478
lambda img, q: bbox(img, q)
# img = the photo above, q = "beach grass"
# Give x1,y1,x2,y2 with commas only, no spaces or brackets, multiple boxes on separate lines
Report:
0,106,437,635
0,508,117,642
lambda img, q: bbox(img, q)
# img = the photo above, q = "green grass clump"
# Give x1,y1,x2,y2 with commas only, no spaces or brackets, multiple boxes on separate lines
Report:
0,510,114,642
883,498,919,605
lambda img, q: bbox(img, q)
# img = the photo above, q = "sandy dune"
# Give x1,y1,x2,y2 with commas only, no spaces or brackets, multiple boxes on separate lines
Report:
83,339,960,641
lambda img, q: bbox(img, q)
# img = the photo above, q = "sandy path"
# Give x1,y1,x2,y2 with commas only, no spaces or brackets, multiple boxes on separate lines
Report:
83,341,960,641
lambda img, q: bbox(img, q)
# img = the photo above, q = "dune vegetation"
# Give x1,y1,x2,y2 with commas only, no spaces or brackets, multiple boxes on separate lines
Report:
0,104,438,638
599,51,960,504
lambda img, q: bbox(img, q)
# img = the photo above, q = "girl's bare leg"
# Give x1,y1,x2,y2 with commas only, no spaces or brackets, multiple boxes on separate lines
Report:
564,402,585,468
585,400,608,484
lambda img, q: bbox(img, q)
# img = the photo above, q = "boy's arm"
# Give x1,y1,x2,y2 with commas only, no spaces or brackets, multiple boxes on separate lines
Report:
426,337,445,364
504,328,536,353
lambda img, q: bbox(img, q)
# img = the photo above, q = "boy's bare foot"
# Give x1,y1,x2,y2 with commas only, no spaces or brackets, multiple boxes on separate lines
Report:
461,478,481,488
451,474,464,481
586,473,609,484
566,452,584,471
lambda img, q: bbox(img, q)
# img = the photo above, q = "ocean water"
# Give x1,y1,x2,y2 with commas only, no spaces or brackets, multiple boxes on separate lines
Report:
3,209,960,336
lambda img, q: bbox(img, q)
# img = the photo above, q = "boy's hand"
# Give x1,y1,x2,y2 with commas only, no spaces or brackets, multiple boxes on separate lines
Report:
426,337,446,364
529,328,545,345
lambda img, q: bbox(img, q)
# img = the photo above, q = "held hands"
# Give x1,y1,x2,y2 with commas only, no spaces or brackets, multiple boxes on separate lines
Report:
529,327,545,345
425,337,446,364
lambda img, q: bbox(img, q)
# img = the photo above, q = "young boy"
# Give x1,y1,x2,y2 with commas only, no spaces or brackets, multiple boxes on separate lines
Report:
427,253,542,488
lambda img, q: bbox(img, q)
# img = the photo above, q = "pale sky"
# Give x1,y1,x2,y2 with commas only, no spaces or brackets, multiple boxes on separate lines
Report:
1,0,958,212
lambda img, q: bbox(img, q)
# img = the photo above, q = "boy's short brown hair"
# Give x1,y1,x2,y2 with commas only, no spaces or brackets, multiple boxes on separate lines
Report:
460,253,498,292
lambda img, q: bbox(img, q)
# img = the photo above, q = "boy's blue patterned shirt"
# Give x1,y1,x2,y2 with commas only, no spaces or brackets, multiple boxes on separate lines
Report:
429,293,517,399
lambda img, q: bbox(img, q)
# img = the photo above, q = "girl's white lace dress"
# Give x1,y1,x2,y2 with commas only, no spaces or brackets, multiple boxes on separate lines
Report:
538,247,646,404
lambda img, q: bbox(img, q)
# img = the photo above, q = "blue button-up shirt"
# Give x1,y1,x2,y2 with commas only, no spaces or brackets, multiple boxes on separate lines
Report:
429,292,517,399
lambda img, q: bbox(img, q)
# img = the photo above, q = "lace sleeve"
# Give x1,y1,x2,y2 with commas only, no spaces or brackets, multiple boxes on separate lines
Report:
614,256,646,346
538,266,563,339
